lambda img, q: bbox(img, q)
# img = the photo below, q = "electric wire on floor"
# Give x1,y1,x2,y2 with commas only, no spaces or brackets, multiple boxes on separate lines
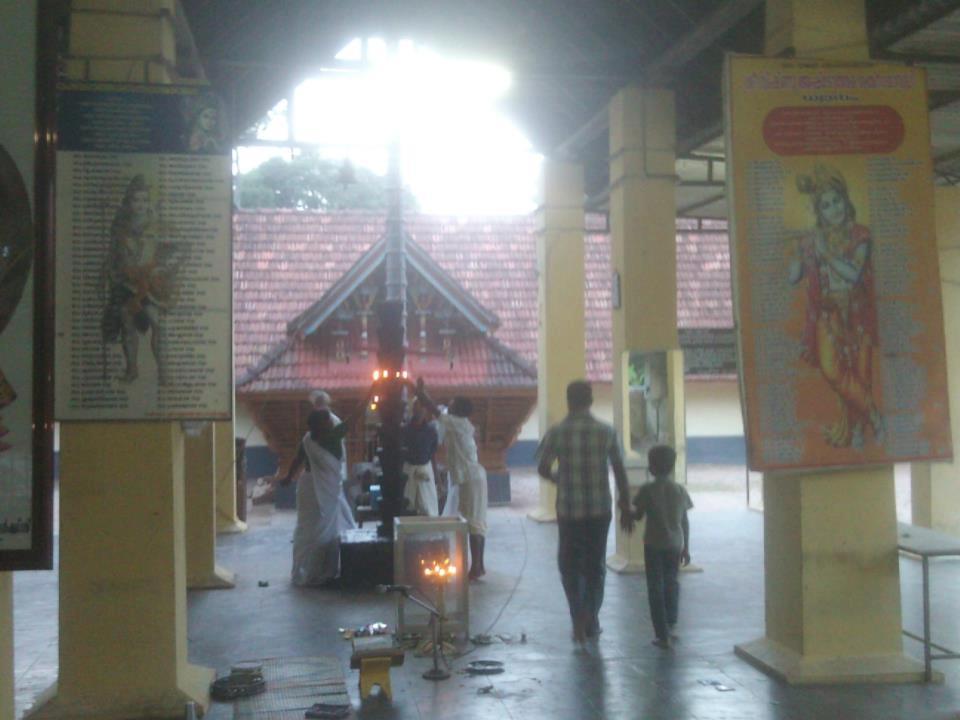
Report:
456,515,530,663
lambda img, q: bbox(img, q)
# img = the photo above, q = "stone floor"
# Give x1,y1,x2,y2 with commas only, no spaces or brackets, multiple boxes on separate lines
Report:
11,465,960,719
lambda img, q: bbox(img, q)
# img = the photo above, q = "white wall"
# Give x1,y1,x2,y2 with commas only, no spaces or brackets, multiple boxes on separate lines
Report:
518,378,743,440
684,378,743,437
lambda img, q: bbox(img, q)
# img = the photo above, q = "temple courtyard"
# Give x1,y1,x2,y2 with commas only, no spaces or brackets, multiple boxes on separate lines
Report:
12,466,960,720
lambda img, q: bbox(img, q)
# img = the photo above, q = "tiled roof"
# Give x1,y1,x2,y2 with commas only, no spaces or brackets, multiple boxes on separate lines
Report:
233,210,733,389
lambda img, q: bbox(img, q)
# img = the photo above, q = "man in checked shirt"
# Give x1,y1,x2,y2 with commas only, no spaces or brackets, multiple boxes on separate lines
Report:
537,380,635,644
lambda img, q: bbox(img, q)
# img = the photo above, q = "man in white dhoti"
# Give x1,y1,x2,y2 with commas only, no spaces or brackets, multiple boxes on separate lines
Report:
415,379,488,580
401,400,440,516
279,406,359,587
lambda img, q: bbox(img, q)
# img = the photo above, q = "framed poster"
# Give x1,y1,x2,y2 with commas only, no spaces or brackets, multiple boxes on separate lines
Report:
724,56,951,471
621,349,687,484
54,83,233,421
0,0,56,570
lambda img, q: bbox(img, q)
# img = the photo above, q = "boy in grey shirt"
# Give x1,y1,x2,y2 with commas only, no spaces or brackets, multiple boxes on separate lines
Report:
634,445,692,648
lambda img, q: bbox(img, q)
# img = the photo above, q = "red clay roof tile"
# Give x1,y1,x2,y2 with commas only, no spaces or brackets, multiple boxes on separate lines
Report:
233,210,732,390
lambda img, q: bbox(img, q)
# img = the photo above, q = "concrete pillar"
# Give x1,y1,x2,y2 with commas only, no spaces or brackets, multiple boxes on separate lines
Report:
29,425,214,719
215,420,247,534
29,3,216,717
911,187,960,535
765,0,867,61
735,0,925,683
528,160,586,523
185,424,235,589
605,86,682,573
1,574,12,720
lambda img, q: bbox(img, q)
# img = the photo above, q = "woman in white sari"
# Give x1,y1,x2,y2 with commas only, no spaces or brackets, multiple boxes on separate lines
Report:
280,408,358,587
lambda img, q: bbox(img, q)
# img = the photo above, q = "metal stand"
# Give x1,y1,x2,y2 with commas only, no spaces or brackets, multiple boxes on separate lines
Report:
421,611,451,681
387,587,450,681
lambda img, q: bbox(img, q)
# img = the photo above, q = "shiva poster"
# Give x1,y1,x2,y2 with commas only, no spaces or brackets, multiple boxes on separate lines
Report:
724,56,951,471
55,83,232,421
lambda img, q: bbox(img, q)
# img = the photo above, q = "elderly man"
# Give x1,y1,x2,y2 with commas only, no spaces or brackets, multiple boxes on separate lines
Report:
310,389,346,480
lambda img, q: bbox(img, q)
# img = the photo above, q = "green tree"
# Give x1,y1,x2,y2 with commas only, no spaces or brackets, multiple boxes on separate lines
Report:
234,152,417,211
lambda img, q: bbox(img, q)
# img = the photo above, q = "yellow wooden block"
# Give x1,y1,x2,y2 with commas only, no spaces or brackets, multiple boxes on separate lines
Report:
358,657,393,700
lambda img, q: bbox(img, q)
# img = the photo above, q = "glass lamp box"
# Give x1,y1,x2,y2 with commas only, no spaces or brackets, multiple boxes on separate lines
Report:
394,515,469,638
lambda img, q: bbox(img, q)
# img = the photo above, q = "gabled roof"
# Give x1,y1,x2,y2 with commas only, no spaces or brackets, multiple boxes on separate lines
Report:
287,233,500,339
232,210,733,391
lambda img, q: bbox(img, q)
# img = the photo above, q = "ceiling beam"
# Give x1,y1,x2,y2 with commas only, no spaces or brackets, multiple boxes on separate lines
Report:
870,0,960,50
677,192,726,217
644,0,764,84
552,0,763,158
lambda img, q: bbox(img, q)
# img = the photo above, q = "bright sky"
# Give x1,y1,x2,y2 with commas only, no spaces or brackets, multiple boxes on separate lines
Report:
235,38,543,215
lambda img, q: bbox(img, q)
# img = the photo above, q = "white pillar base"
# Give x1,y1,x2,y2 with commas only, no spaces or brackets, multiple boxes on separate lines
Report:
187,564,236,591
527,479,557,523
25,664,215,720
735,637,935,685
606,552,642,574
216,517,248,535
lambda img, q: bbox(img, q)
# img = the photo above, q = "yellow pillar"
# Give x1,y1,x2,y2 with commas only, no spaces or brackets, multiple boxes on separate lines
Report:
1,574,12,720
911,187,960,535
215,420,247,534
185,424,235,589
29,3,216,718
765,0,867,60
735,0,925,683
605,86,683,573
529,160,586,523
29,425,214,719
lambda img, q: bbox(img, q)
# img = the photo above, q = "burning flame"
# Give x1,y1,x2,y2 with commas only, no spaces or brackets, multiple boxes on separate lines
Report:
421,557,457,580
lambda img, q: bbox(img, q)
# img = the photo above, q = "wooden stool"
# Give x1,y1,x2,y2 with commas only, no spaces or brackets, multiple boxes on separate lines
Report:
350,636,405,700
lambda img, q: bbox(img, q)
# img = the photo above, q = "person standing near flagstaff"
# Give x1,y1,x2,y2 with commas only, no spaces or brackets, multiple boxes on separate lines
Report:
414,378,488,580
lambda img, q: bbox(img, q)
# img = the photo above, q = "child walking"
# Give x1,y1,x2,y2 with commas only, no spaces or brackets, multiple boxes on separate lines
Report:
634,445,692,648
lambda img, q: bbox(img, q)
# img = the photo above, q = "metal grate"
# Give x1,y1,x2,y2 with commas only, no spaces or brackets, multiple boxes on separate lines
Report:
233,657,350,720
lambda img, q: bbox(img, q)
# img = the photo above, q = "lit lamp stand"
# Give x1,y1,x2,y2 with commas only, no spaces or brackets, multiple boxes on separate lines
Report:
416,558,458,670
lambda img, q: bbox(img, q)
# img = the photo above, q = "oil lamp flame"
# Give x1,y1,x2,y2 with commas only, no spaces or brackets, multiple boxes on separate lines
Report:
421,557,457,581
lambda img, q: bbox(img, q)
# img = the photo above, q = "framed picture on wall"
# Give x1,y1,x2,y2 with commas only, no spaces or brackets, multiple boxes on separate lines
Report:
0,0,60,571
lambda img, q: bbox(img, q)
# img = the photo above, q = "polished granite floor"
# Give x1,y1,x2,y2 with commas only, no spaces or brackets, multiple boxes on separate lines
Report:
12,466,960,719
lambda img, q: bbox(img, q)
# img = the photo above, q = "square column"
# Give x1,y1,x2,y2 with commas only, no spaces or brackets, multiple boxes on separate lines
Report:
214,420,247,534
736,466,925,682
606,86,683,572
185,424,235,589
28,424,215,720
911,188,960,535
529,160,586,523
765,0,867,60
28,4,217,718
737,0,926,683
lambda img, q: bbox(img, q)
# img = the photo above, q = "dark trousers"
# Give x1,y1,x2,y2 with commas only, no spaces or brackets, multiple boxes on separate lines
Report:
644,545,681,641
557,516,611,632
